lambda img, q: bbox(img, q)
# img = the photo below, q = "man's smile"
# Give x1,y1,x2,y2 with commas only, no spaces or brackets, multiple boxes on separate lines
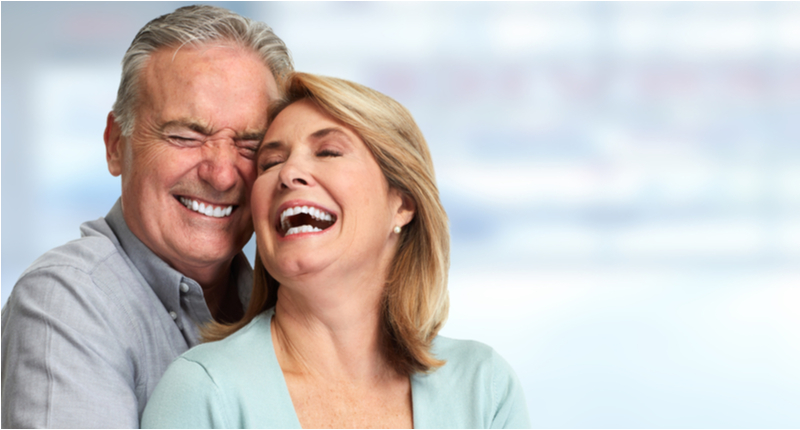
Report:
177,196,236,218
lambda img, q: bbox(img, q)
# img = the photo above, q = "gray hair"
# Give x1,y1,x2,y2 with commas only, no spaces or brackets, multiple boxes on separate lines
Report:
112,5,293,137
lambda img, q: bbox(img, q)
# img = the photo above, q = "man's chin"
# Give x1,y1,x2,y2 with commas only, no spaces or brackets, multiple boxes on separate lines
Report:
168,239,242,269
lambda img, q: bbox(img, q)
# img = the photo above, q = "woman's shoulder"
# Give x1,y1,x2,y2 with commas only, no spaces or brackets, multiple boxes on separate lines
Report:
430,335,496,364
411,336,531,428
423,335,517,385
181,310,274,370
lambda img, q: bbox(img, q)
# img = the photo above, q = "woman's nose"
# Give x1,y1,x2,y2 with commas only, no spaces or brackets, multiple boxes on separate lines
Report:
278,157,313,190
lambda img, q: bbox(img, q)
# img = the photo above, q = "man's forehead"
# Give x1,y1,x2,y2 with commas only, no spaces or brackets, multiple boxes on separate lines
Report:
144,42,268,83
135,42,275,131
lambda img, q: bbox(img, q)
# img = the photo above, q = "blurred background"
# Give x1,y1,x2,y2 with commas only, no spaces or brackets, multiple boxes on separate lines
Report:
2,2,799,427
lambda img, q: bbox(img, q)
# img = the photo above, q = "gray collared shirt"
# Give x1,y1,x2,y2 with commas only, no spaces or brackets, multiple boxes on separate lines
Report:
1,199,252,428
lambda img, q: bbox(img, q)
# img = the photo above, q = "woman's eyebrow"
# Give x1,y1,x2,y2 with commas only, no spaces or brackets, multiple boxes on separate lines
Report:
257,140,283,154
310,127,347,140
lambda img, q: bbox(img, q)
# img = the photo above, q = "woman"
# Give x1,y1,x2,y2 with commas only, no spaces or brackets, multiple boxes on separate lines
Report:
141,73,530,428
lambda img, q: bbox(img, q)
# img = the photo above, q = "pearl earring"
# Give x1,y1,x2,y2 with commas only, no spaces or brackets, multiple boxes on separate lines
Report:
394,226,402,234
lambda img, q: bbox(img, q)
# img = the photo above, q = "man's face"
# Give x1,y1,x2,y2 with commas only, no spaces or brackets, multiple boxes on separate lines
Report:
105,43,277,280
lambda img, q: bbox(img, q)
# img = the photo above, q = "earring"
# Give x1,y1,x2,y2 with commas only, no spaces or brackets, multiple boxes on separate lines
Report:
394,226,402,234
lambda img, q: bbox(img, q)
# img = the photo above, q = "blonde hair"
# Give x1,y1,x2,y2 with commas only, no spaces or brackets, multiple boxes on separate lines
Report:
204,73,450,375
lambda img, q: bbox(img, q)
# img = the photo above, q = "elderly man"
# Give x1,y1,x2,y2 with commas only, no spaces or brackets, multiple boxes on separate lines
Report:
1,5,292,428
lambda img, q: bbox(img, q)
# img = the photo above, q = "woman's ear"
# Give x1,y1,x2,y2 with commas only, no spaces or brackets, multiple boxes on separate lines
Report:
392,189,416,228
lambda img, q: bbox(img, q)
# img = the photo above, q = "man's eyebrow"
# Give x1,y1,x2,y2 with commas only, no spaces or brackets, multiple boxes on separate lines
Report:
239,130,267,141
160,120,211,135
160,121,265,141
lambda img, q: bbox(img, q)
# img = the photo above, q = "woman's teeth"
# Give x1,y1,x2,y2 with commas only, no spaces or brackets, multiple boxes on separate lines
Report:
179,197,233,218
285,225,323,236
280,205,335,236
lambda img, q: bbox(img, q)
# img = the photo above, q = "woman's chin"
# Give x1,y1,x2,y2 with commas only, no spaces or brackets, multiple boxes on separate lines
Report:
267,254,336,283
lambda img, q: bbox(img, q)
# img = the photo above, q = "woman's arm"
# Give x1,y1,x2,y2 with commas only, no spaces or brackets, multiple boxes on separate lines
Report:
491,350,532,429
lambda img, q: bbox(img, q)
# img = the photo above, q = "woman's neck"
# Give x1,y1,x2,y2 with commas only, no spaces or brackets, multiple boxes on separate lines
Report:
268,262,413,429
271,275,394,382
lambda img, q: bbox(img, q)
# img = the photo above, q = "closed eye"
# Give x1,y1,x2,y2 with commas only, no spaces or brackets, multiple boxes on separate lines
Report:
168,135,197,142
258,159,284,173
237,140,261,160
317,149,342,157
166,135,203,147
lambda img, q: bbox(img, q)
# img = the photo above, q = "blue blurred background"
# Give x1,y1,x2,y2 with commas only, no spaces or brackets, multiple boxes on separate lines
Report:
2,2,799,428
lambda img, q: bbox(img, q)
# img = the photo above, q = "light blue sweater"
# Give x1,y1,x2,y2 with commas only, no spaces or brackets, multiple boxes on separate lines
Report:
141,308,530,428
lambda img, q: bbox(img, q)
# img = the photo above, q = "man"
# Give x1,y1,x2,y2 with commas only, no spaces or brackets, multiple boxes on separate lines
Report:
1,5,292,428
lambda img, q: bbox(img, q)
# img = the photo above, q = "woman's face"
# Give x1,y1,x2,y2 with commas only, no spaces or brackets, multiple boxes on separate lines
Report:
252,99,413,286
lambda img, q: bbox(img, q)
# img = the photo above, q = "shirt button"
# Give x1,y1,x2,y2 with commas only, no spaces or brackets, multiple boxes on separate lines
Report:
180,282,189,293
169,311,178,320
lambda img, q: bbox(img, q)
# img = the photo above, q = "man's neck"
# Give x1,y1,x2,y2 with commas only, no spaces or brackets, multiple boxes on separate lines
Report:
195,263,244,323
177,258,241,322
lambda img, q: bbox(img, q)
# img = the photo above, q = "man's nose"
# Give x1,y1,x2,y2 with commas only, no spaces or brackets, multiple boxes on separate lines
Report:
198,138,239,191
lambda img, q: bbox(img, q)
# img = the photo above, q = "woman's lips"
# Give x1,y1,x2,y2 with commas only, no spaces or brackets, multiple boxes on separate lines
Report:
275,204,337,237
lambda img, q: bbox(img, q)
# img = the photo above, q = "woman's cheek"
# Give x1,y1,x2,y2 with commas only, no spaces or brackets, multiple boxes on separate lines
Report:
251,175,274,226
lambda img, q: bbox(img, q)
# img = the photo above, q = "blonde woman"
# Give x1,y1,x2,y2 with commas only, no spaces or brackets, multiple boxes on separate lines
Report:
141,73,530,428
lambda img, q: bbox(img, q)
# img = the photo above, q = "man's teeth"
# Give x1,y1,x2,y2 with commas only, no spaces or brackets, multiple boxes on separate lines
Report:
280,205,333,232
285,225,323,236
179,197,233,218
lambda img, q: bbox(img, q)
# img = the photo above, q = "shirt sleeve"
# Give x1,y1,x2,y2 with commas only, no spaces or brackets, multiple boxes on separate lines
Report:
1,266,140,428
141,357,232,429
490,350,532,429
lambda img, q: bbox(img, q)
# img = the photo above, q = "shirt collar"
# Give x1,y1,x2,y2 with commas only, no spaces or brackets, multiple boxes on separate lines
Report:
103,198,252,324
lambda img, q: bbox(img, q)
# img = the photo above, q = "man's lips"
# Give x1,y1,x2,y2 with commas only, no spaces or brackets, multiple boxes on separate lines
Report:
177,195,236,218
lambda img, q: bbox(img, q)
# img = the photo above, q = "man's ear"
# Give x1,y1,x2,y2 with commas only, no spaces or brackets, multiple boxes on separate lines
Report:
104,112,125,177
393,190,417,229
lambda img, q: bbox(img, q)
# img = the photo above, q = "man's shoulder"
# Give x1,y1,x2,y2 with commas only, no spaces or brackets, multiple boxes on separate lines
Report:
9,217,143,311
22,227,119,277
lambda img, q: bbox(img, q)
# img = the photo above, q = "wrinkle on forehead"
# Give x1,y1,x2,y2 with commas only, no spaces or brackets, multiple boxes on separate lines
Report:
137,44,272,136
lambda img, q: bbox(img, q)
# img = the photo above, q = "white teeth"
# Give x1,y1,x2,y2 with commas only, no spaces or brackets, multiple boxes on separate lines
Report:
280,205,334,224
285,225,323,236
179,197,234,218
279,204,335,236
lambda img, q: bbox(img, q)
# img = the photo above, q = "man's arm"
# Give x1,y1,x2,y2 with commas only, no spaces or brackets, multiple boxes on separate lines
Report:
2,266,140,428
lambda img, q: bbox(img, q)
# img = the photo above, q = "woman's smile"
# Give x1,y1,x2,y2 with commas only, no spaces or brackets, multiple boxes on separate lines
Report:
274,200,338,238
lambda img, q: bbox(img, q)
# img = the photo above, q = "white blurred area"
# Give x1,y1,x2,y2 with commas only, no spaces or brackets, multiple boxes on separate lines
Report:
2,2,799,428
